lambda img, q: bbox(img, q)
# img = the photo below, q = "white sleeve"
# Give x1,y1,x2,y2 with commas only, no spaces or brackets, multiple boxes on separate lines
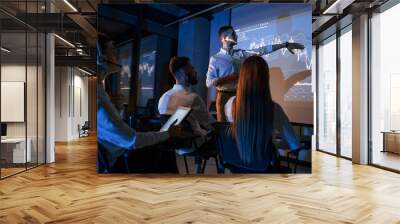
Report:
224,96,235,123
158,93,167,115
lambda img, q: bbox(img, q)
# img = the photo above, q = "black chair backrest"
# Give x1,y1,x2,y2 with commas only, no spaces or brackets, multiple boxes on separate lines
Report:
82,121,90,129
214,122,277,173
97,144,110,173
209,101,216,112
145,98,157,117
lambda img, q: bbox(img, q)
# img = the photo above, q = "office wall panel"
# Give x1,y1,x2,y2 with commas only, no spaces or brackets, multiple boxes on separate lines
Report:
54,67,89,141
1,12,47,178
370,3,400,170
1,82,25,122
339,27,352,158
317,36,337,154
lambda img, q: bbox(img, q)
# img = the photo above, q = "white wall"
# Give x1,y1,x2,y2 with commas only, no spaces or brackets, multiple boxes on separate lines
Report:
55,67,89,141
312,45,317,151
55,66,69,141
1,65,27,141
71,73,89,138
1,65,42,137
1,64,46,164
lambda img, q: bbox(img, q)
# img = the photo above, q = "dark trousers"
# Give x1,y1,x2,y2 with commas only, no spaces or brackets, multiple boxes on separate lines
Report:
216,91,236,122
111,146,179,173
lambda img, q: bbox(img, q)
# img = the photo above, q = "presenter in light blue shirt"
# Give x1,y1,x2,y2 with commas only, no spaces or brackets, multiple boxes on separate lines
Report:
206,25,305,121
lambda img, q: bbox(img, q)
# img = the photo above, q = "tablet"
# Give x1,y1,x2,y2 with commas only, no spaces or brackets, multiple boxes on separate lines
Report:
160,107,192,132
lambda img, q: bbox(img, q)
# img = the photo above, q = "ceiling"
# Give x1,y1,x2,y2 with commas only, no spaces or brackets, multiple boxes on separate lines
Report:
0,0,392,71
1,32,45,64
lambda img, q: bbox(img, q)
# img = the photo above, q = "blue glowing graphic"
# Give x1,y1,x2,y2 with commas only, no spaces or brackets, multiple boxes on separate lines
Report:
232,4,312,102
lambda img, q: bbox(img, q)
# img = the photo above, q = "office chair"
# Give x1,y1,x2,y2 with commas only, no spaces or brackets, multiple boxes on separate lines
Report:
145,98,157,118
208,101,217,119
277,123,312,173
214,122,292,174
97,143,131,174
160,114,192,173
160,114,220,174
78,121,90,138
293,125,312,173
286,146,309,173
135,99,161,131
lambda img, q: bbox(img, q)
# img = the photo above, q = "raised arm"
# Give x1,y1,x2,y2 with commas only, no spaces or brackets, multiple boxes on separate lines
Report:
214,73,239,87
252,42,305,56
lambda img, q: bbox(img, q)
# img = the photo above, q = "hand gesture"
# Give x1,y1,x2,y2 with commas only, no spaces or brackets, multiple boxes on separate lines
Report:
287,42,305,54
168,120,182,138
215,72,239,86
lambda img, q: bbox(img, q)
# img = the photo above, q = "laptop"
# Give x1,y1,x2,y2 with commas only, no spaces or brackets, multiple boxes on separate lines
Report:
160,107,192,132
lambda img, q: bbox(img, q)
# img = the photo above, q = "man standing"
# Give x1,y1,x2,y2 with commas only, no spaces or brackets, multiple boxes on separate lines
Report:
206,25,305,121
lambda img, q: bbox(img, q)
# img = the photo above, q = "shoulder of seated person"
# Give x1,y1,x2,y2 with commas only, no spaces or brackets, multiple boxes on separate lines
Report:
190,91,202,98
160,89,174,97
174,89,195,97
227,96,236,104
272,102,285,115
187,93,203,104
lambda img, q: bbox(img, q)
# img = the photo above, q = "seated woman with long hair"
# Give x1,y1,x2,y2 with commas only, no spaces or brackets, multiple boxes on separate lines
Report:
224,55,300,172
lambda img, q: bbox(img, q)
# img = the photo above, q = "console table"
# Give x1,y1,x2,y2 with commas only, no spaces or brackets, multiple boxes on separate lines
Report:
1,138,32,164
381,131,400,154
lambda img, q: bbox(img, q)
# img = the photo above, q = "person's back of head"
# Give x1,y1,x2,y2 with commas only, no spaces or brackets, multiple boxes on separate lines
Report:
97,34,120,82
97,34,115,62
169,56,198,86
231,55,275,168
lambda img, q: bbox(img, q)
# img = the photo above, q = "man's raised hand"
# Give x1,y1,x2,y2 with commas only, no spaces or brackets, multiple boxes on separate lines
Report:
287,42,305,54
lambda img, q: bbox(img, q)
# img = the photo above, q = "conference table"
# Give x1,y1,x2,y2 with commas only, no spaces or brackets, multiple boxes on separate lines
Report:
0,138,32,164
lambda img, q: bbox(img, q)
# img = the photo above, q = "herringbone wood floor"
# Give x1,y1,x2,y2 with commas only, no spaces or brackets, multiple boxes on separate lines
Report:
1,136,400,224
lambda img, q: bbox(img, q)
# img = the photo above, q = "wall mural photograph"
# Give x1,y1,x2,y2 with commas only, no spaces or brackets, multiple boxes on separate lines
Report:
97,3,313,174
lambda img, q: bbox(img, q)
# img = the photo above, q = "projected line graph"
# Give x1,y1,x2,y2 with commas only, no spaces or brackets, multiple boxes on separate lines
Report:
138,51,156,79
137,51,156,107
138,63,155,78
232,5,312,102
285,76,313,102
237,28,312,72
